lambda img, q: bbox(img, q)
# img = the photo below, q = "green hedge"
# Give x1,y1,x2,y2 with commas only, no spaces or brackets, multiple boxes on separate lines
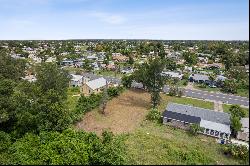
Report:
72,86,124,123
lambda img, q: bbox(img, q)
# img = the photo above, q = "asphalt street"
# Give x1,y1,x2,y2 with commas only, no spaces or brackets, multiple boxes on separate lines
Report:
83,73,249,107
163,86,249,107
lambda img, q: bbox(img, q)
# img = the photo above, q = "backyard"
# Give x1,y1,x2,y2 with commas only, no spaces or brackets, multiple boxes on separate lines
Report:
74,89,243,165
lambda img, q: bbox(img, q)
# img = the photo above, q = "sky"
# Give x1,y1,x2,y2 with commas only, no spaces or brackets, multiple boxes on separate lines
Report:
0,0,249,40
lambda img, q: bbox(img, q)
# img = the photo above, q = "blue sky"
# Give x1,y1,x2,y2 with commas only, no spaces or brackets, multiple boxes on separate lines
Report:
0,0,249,40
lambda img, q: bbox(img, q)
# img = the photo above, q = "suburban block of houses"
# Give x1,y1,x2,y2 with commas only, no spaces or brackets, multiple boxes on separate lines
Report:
162,103,231,141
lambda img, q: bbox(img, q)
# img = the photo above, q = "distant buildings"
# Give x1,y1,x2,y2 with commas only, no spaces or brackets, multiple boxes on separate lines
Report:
189,74,209,83
162,71,183,80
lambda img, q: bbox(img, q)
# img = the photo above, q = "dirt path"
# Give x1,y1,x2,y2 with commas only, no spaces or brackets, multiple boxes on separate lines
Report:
214,101,223,112
75,89,151,135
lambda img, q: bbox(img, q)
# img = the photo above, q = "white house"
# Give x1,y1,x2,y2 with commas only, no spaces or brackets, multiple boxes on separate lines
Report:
70,74,84,87
162,71,183,80
81,77,108,96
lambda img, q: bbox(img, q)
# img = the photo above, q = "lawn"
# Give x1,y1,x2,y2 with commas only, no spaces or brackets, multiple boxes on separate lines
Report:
236,88,249,98
124,121,243,165
193,83,221,92
66,87,81,112
158,94,214,111
222,104,249,117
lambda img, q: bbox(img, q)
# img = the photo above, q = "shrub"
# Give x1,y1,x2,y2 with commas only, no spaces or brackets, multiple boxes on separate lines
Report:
168,86,178,96
190,124,203,136
177,89,184,97
229,105,246,118
198,83,206,88
223,144,249,163
121,75,133,88
183,80,188,86
146,108,161,122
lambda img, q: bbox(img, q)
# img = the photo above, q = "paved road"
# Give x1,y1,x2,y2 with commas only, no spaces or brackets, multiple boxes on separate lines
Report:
82,73,249,107
163,86,249,107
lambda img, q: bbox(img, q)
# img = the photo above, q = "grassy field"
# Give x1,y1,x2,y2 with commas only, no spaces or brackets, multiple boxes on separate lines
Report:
193,83,221,92
236,88,249,98
222,104,249,117
66,87,81,112
124,121,243,165
74,89,244,165
158,94,214,111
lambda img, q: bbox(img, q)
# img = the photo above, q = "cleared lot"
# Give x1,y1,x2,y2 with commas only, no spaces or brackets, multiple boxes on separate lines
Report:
76,89,151,135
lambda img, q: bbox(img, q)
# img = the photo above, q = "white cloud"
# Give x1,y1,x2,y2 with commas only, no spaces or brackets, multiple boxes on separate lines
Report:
90,11,125,25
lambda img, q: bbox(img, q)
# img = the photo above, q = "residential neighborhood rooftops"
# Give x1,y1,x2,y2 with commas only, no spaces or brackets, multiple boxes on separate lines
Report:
165,102,231,125
86,77,107,90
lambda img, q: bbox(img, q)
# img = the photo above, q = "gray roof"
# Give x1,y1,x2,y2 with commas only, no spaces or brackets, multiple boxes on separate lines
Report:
240,118,249,133
189,74,209,81
82,73,121,85
162,110,201,124
86,77,107,90
200,119,231,134
165,103,231,125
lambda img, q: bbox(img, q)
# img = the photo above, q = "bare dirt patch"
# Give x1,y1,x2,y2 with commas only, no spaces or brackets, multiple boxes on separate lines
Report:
75,89,151,135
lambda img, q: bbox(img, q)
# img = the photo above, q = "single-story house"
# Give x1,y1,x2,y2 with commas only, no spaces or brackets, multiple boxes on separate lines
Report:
70,74,84,87
198,57,208,64
81,77,108,96
86,55,97,61
121,67,134,74
112,55,129,62
162,103,231,140
61,60,74,66
216,75,227,82
189,74,210,83
161,71,183,80
237,118,249,142
206,63,223,70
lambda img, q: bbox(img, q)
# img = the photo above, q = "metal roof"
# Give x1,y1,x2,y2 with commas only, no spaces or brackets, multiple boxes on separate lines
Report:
165,102,231,125
200,119,231,134
189,74,209,81
162,111,201,124
86,77,107,90
240,118,249,133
